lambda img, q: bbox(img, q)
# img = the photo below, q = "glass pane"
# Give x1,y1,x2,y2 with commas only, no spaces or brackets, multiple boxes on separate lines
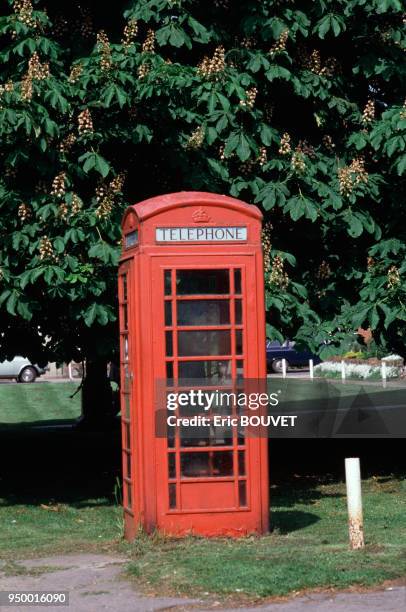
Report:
177,300,230,326
237,392,245,443
234,269,241,294
165,301,172,326
176,270,229,295
166,361,174,384
235,300,242,325
236,360,244,382
165,331,173,357
238,451,245,476
122,335,129,361
164,270,172,296
125,229,138,249
124,423,131,450
236,330,243,355
167,421,175,447
123,275,128,301
124,394,130,419
180,431,233,447
178,360,231,383
126,483,132,508
168,453,176,478
178,330,231,356
239,481,247,507
122,304,128,330
124,364,131,392
126,452,132,479
180,451,233,477
178,391,232,417
179,401,232,447
169,483,177,509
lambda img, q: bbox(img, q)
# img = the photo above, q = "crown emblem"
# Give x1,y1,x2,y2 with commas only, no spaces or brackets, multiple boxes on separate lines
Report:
192,208,211,223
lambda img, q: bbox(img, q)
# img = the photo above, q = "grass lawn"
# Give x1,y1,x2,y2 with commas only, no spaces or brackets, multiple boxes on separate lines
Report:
0,496,123,559
0,381,405,601
123,476,406,599
0,382,81,425
0,474,405,600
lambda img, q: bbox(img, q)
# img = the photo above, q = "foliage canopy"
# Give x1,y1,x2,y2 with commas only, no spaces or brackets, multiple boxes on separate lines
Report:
0,0,405,363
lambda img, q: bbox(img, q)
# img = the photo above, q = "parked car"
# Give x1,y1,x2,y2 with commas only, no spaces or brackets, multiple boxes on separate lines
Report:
266,340,321,373
0,356,48,383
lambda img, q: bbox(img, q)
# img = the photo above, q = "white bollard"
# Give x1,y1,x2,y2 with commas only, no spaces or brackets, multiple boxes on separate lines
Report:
282,358,287,379
68,362,74,381
341,360,346,381
309,359,314,379
345,458,365,550
381,361,387,382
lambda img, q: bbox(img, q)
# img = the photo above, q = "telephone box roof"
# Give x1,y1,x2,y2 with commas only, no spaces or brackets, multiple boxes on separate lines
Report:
122,191,263,227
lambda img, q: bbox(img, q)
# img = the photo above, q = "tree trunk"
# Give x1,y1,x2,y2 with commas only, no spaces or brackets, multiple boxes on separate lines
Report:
78,358,114,428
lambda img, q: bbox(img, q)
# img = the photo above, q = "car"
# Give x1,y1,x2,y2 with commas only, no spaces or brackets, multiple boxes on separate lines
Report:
0,356,48,383
266,340,321,373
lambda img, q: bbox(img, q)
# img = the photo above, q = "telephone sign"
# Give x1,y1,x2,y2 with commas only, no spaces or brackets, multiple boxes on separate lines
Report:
155,226,248,242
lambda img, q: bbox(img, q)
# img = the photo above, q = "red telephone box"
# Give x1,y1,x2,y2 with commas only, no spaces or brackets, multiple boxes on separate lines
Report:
119,192,268,538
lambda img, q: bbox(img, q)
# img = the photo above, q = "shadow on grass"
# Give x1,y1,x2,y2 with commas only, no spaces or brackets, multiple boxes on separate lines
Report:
0,419,405,530
270,509,320,533
0,420,122,509
270,480,344,509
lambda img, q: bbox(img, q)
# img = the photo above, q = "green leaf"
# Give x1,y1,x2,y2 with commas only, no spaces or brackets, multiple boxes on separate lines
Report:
257,182,289,210
351,306,372,328
379,303,398,327
0,290,11,307
206,126,217,145
207,158,229,180
348,133,367,150
309,202,319,222
94,154,110,178
79,152,110,178
19,268,44,289
44,89,69,113
236,133,250,162
88,241,119,265
268,18,287,40
114,85,127,108
187,17,210,43
266,324,284,344
316,15,331,39
346,214,364,238
102,84,115,107
247,54,263,73
54,237,65,254
287,196,306,221
266,65,291,82
224,131,240,157
169,26,186,48
84,303,97,326
291,198,319,222
396,154,406,175
6,290,19,316
331,16,342,36
79,152,95,173
84,303,109,326
17,300,32,320
369,306,380,329
260,124,275,146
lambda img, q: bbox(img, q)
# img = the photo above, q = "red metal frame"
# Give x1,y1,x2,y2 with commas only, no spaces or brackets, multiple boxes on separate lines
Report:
119,192,268,538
